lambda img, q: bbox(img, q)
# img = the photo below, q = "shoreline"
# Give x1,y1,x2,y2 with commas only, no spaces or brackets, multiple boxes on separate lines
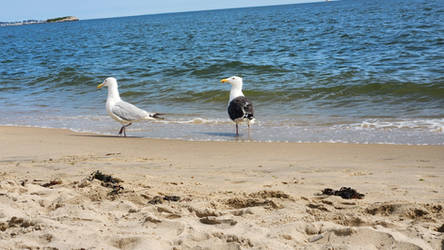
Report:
0,125,443,249
2,122,443,146
2,125,443,158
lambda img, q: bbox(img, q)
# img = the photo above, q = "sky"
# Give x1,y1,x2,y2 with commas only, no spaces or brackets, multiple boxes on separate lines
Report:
1,0,321,21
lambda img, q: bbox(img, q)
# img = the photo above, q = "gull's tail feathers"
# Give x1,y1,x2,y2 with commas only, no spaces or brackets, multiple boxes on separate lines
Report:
149,113,165,120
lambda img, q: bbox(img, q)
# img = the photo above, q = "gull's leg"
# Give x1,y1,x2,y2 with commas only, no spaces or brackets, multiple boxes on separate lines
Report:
123,123,132,137
235,123,239,136
247,122,251,138
118,123,132,137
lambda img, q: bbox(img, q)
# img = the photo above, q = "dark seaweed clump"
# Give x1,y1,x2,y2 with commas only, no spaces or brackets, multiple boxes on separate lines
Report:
322,187,364,199
89,170,123,195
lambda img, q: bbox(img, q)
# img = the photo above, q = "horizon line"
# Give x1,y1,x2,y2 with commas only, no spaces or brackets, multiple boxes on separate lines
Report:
84,1,325,21
1,0,327,23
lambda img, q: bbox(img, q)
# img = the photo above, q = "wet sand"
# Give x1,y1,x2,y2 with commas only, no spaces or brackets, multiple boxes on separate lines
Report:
0,126,443,249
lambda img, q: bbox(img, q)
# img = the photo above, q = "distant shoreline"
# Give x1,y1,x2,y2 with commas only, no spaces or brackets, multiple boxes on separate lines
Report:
0,16,79,27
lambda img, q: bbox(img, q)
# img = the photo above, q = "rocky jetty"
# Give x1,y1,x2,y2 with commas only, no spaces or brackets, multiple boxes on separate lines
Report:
0,16,79,27
46,16,79,23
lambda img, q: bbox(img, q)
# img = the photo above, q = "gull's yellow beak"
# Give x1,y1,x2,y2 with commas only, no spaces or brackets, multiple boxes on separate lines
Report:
97,82,104,89
221,78,229,83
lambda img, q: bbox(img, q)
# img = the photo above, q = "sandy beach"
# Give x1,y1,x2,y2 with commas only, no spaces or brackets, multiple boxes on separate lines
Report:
0,126,443,249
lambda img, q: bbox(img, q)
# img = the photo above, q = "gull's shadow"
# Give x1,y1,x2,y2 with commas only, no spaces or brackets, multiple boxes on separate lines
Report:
201,132,239,137
201,132,253,141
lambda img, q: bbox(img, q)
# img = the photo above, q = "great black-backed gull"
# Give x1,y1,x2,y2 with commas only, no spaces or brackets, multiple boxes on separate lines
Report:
221,76,255,136
97,77,162,137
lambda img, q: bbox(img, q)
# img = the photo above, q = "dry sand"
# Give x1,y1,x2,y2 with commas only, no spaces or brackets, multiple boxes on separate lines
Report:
0,126,443,249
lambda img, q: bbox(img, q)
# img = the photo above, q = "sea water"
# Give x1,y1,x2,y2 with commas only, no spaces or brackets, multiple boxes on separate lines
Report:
1,0,443,144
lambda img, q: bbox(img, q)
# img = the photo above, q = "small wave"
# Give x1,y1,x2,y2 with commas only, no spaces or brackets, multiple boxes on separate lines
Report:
156,117,231,125
157,80,444,104
120,91,149,98
190,60,290,78
279,81,444,103
126,80,443,108
341,118,444,133
0,86,21,91
22,67,97,88
168,89,226,103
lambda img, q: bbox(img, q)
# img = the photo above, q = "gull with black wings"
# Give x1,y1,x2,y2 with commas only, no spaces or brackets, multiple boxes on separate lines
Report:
221,76,255,136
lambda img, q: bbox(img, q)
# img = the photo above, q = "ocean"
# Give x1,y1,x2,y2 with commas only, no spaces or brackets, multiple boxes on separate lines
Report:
1,0,443,144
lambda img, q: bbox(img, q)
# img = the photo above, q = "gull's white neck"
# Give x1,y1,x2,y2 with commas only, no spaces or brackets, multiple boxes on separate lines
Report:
107,83,121,102
229,84,244,102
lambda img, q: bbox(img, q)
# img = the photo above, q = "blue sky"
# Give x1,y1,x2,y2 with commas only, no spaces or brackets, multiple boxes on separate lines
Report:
1,0,321,21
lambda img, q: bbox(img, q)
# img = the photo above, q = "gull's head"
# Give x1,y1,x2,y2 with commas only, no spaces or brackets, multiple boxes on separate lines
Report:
97,77,118,89
221,76,243,88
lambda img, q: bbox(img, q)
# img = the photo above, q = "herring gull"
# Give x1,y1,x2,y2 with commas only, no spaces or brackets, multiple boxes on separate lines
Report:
221,76,255,136
97,77,162,137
